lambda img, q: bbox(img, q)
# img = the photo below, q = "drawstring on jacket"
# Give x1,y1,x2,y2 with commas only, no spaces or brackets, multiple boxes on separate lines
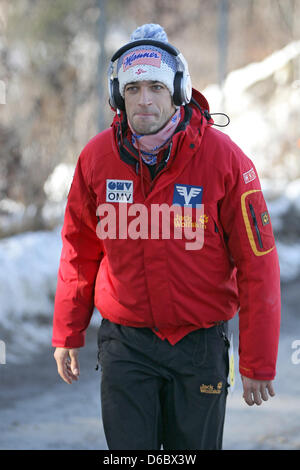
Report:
136,137,146,200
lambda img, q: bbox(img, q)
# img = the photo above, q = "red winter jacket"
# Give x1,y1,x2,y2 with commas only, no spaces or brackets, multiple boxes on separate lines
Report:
52,89,281,381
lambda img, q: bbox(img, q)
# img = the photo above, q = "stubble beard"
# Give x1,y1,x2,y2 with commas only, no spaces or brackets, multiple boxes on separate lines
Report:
131,109,175,135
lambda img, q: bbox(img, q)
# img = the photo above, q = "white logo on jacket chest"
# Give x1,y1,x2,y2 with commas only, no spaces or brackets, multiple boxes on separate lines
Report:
106,179,133,203
173,184,203,207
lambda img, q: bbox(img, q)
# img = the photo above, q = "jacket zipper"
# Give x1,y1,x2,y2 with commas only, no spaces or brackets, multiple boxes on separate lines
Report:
249,202,263,249
150,143,173,192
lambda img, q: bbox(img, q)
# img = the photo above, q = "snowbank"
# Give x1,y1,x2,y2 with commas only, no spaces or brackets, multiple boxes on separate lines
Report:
203,40,300,181
0,227,100,363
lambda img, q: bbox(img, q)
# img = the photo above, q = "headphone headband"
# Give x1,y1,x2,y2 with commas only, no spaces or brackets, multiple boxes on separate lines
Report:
111,39,180,63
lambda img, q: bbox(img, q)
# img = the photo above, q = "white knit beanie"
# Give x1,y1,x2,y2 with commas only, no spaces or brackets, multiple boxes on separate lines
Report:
117,24,177,98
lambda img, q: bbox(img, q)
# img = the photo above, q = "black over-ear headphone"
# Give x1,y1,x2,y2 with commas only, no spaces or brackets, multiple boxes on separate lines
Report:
107,39,192,111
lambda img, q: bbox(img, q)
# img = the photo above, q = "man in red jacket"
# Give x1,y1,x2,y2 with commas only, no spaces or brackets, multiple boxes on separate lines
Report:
53,24,281,450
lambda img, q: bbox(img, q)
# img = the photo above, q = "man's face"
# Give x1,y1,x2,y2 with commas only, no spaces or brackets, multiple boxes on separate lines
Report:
124,81,176,135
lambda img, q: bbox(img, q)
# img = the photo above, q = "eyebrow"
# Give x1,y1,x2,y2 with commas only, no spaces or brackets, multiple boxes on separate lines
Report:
125,81,164,87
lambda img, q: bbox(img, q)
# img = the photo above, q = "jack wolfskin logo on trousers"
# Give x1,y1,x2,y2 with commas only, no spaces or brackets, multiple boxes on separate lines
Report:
200,382,223,394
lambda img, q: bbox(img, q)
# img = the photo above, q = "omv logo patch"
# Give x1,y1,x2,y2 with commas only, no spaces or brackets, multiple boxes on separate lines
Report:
106,179,133,203
173,184,203,207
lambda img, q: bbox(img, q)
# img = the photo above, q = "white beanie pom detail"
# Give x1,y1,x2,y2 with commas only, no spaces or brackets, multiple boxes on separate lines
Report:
130,24,168,43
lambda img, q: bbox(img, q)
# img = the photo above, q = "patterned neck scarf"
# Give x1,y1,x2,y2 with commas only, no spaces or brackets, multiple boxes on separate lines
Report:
128,108,181,165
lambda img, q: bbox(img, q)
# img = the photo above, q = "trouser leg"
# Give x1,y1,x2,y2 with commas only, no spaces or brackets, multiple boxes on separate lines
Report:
97,320,164,450
161,369,227,450
161,322,229,450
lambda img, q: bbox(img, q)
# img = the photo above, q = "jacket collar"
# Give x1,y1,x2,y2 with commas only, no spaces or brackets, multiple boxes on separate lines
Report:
111,88,213,198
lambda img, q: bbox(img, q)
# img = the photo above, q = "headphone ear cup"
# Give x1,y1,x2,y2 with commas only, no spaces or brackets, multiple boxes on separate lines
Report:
173,71,184,106
110,77,125,111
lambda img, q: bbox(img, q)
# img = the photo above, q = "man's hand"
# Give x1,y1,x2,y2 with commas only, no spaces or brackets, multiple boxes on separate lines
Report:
54,347,80,384
241,375,275,406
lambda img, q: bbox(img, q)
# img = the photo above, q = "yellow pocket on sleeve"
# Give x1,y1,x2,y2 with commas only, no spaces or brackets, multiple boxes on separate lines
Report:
241,190,275,256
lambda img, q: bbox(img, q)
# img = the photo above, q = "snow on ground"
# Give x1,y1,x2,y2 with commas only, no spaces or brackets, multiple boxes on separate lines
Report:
0,225,102,364
0,226,61,364
203,40,300,182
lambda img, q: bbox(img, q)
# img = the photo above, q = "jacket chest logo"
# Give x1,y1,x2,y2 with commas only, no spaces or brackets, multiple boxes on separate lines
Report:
173,184,203,207
106,179,133,203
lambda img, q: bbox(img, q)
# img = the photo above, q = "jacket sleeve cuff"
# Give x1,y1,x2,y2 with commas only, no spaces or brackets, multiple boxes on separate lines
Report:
239,364,275,381
52,333,85,348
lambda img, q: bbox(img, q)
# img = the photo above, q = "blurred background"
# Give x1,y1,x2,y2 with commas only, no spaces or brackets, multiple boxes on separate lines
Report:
0,0,300,451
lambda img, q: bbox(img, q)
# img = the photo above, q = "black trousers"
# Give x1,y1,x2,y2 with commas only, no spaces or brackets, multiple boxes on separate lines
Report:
97,318,229,450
